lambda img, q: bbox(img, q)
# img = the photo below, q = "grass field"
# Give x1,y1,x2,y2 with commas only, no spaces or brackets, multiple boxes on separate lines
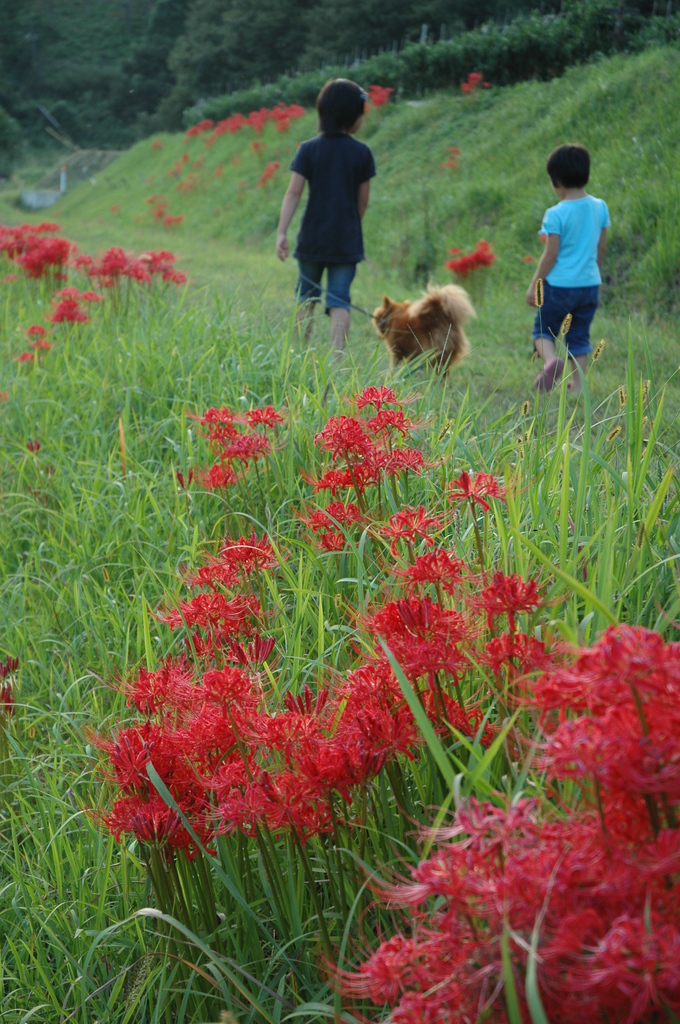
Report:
3,45,680,433
1,45,680,1024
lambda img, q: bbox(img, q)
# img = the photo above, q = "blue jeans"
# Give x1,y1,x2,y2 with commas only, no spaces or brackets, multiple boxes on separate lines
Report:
533,281,599,357
296,261,357,312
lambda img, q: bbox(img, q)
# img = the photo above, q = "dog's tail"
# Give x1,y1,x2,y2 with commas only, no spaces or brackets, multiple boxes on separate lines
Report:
427,283,476,325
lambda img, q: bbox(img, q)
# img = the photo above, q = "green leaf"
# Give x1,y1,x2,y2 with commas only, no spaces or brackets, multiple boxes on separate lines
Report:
525,915,551,1024
380,640,454,789
501,919,523,1024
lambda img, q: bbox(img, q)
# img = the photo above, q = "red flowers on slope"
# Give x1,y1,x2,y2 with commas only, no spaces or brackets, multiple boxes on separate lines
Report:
446,240,497,278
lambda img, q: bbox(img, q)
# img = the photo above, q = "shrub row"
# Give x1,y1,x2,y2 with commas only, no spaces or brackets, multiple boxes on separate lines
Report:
187,1,680,125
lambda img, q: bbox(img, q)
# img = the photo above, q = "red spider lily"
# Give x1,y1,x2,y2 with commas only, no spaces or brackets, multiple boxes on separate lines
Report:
13,352,35,362
256,161,281,188
460,71,489,95
124,658,195,719
245,406,284,429
162,592,261,637
163,214,183,228
377,447,426,476
0,391,8,401
49,298,88,323
319,531,347,552
523,254,536,262
299,500,363,534
353,385,398,410
393,548,467,594
175,469,194,489
364,408,414,437
365,597,472,689
228,634,276,666
26,325,46,338
526,624,680,716
367,84,394,107
187,532,279,588
0,656,18,714
303,463,378,495
185,118,214,139
448,470,506,511
314,416,375,462
3,273,19,282
477,572,540,630
380,505,442,555
15,236,73,278
482,630,556,681
446,239,497,278
198,462,238,490
215,432,271,465
151,139,163,150
30,337,51,350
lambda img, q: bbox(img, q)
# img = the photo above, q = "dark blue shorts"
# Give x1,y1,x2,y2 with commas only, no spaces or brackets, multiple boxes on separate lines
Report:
533,281,599,357
296,261,356,313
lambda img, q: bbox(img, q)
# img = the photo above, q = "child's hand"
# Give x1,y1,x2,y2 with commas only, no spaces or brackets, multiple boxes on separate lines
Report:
276,232,289,261
525,285,537,307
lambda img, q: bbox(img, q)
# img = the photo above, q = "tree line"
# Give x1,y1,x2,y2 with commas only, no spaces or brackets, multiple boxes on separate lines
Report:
0,0,662,164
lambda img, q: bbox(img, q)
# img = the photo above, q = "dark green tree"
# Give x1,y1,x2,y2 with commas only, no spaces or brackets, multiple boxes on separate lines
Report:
112,0,192,126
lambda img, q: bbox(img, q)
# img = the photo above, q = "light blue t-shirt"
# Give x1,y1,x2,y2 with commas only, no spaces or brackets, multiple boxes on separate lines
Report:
540,195,611,288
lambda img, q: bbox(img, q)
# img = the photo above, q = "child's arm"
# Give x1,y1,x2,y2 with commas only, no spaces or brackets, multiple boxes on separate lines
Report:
276,172,306,261
597,227,607,267
357,181,370,220
526,234,560,306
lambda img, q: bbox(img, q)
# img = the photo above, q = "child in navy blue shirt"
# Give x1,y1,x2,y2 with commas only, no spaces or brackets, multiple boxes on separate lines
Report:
526,144,610,393
276,79,376,352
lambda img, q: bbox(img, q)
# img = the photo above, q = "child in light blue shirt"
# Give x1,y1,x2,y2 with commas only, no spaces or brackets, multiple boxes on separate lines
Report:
526,144,610,393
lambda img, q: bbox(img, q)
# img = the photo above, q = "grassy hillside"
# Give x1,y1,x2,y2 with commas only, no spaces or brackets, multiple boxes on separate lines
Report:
3,46,680,429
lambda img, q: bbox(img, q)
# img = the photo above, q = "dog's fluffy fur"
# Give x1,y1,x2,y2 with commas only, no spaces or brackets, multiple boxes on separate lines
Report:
373,284,475,373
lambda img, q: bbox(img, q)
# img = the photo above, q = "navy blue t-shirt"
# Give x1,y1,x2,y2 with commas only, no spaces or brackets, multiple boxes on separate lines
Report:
290,134,376,264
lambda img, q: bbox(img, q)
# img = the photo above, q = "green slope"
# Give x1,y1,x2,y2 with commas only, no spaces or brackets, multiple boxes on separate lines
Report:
3,46,680,423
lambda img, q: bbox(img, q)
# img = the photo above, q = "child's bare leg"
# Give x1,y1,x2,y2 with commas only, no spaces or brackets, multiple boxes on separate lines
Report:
534,335,557,365
329,307,350,352
567,354,588,393
295,301,316,343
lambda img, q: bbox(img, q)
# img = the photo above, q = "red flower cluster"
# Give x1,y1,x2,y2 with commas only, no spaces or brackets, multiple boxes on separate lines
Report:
197,404,284,491
441,145,461,169
49,287,103,324
256,161,281,188
299,500,364,551
307,387,425,503
74,247,186,287
146,195,168,221
345,623,680,1024
0,222,71,280
448,469,506,512
367,84,394,107
446,239,496,278
460,71,491,93
0,655,18,714
188,103,306,145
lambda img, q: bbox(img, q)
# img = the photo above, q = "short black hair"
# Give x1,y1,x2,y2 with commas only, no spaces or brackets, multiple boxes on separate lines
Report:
317,79,365,135
546,144,590,188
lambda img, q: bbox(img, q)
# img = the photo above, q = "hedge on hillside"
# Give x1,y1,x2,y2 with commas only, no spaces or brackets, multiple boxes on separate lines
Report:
186,1,680,125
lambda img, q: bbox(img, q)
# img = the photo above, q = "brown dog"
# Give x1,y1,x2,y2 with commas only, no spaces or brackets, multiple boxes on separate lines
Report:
373,284,475,373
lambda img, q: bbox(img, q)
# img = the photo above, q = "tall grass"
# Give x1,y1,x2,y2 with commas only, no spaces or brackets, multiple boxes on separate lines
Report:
1,265,678,1021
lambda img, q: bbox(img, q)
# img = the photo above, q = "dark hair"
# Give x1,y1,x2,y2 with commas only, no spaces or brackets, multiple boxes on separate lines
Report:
546,144,590,189
317,79,365,135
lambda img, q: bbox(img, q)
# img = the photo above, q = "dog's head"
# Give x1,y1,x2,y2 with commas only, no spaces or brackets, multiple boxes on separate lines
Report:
372,295,406,338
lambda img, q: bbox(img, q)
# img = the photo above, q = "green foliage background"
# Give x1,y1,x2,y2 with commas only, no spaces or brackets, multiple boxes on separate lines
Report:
0,0,672,158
